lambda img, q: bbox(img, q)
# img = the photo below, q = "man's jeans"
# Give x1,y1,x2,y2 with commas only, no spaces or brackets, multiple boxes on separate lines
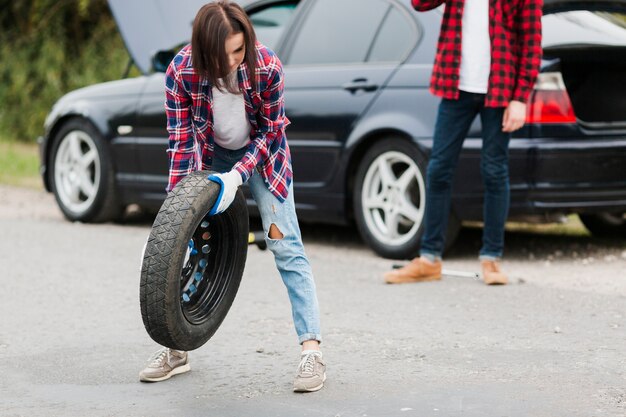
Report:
212,143,322,344
421,91,511,260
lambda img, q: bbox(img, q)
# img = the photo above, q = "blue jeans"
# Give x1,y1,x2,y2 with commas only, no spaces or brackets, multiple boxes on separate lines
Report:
421,91,511,260
212,144,322,344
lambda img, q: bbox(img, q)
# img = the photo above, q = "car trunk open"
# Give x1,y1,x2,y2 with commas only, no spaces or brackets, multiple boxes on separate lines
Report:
544,44,626,128
541,3,626,129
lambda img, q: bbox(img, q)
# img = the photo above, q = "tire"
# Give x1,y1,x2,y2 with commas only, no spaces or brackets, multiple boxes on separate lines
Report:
579,212,626,238
353,138,460,260
48,118,122,222
140,171,249,351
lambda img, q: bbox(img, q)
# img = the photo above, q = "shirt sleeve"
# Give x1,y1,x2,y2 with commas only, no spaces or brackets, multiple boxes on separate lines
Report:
411,0,446,11
512,0,543,103
232,55,287,183
165,62,196,193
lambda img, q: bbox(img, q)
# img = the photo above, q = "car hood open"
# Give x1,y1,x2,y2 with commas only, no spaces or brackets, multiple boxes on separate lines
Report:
107,0,253,74
108,0,626,74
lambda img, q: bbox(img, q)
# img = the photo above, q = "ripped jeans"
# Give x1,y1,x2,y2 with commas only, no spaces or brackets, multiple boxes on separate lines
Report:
212,143,322,344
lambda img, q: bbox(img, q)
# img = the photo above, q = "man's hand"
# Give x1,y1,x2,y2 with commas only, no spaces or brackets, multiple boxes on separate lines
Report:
207,170,243,215
502,100,527,132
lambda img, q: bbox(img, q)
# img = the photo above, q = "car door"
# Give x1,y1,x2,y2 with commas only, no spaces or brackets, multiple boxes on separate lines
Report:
280,0,409,198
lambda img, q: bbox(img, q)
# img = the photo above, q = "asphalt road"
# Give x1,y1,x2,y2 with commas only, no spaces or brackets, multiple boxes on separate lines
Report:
1,185,625,417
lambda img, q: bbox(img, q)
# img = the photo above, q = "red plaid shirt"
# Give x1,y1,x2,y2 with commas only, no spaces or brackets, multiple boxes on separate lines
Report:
165,42,292,201
412,0,543,107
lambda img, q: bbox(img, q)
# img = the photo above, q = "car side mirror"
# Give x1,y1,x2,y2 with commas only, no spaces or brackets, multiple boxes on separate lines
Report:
152,50,176,73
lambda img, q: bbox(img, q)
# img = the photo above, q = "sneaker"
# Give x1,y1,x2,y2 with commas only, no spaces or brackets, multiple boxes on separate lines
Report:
481,260,508,285
139,348,191,382
384,257,442,284
293,351,326,392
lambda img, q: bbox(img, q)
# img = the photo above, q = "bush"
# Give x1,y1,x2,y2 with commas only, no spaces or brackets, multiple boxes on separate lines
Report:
0,0,137,143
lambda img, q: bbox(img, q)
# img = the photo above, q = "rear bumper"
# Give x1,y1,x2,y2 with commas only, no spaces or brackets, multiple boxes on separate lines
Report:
524,186,626,213
523,137,626,213
452,136,626,219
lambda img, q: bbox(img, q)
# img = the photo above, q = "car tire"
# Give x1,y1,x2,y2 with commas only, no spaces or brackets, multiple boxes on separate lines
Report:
48,118,122,222
354,138,460,260
579,212,626,238
140,171,249,351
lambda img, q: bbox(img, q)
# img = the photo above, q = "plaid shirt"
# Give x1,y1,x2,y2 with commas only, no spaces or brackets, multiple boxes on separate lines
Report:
165,42,292,201
412,0,543,107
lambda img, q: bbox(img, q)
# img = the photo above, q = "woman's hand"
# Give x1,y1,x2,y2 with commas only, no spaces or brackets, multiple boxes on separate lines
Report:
207,170,243,215
502,100,527,132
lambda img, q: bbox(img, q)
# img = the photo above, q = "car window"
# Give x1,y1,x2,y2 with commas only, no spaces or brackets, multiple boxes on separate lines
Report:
367,5,417,62
287,0,390,65
249,2,299,50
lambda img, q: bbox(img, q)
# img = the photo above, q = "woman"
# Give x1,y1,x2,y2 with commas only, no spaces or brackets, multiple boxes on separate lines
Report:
139,1,325,393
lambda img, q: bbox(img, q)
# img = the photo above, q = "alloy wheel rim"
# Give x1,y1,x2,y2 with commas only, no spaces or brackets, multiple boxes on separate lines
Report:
361,151,425,246
54,130,101,215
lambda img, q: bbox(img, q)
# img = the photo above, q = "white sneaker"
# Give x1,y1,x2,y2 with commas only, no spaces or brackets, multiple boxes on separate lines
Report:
293,351,326,392
139,348,191,382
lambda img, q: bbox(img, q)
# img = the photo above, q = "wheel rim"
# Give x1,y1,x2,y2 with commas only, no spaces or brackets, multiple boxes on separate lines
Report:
361,150,425,247
53,130,101,215
180,214,236,325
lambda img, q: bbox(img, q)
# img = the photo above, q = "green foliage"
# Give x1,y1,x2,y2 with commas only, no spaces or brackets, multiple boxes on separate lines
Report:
0,0,139,143
0,140,41,188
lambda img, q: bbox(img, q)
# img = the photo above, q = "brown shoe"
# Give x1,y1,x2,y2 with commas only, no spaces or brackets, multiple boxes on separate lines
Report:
481,260,508,285
139,348,190,382
384,257,442,284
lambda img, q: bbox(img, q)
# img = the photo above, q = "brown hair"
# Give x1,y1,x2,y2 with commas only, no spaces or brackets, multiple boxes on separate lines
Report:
191,0,257,93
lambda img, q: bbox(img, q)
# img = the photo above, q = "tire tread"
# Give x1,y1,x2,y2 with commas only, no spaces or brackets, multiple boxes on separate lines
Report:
140,171,248,350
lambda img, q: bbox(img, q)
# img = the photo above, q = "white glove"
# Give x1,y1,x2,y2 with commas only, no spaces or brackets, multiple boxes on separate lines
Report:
207,170,243,215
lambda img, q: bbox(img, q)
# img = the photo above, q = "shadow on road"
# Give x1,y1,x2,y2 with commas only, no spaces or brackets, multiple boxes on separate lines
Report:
449,226,624,261
296,221,625,262
120,207,625,261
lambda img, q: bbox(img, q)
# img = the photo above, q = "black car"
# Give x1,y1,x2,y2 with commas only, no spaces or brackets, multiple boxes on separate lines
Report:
39,0,626,259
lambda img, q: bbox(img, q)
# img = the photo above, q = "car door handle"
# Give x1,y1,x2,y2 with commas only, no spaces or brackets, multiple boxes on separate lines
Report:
342,78,378,94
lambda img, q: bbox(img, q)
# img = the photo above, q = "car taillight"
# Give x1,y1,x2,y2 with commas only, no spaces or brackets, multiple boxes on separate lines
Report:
526,72,577,124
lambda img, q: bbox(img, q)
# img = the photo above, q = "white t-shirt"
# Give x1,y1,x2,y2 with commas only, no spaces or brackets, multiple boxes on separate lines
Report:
211,73,251,150
458,0,492,94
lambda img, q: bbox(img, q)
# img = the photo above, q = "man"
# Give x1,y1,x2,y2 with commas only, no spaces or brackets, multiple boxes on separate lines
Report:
385,0,542,285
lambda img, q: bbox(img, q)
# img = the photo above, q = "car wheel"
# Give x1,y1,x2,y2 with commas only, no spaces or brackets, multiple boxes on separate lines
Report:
49,118,122,222
579,212,626,238
354,138,460,260
140,171,249,351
